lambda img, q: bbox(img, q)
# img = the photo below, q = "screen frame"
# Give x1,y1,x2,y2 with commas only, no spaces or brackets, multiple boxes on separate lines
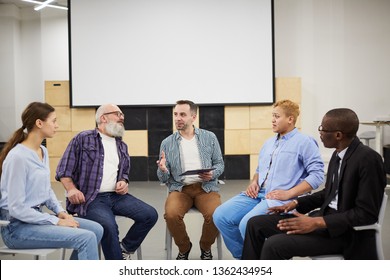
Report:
68,0,275,108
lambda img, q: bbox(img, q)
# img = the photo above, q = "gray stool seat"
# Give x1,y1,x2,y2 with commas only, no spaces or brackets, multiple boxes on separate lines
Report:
359,131,376,146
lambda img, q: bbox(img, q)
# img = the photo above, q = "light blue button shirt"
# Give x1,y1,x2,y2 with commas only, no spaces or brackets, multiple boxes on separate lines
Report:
0,144,64,225
256,128,325,208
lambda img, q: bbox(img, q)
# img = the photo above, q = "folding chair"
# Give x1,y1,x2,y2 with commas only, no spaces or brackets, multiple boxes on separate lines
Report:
311,191,388,260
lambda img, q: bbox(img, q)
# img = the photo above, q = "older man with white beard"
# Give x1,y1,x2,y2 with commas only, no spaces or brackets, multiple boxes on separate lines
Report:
56,104,158,260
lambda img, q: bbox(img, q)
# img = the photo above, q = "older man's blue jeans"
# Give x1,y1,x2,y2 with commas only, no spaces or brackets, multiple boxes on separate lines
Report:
82,192,158,260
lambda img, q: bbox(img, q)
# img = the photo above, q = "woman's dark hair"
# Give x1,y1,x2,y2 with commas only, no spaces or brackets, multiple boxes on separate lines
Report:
0,102,55,176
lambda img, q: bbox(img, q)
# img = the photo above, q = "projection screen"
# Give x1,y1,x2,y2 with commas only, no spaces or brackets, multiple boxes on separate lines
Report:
69,0,274,107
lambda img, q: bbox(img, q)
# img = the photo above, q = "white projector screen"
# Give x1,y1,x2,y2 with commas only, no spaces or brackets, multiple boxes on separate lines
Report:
69,0,274,107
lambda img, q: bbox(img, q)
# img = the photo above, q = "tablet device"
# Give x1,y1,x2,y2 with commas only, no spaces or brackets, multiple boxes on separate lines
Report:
179,168,216,176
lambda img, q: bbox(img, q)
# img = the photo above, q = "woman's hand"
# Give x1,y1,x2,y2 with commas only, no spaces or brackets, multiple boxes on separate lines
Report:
244,182,260,198
57,217,79,228
57,211,74,220
266,189,291,200
267,200,297,214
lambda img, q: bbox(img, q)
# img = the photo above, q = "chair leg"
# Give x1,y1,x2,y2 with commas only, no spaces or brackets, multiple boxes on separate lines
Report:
36,254,48,260
61,248,66,260
98,243,102,260
376,230,384,260
216,233,222,260
166,226,172,260
136,246,142,260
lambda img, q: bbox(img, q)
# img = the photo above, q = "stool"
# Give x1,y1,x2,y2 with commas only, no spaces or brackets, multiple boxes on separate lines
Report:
165,207,223,260
359,131,376,146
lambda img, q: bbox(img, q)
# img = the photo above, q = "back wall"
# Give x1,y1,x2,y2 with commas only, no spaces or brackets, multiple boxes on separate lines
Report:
45,78,301,182
1,0,389,169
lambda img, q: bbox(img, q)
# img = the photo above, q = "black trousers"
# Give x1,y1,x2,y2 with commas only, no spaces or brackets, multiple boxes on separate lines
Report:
241,214,345,260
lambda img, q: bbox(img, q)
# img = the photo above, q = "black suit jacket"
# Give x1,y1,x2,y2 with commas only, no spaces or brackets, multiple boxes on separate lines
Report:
296,137,386,259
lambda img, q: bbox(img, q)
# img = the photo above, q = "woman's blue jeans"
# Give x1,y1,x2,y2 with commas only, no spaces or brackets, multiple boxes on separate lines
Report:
81,192,158,260
1,216,103,260
213,189,268,259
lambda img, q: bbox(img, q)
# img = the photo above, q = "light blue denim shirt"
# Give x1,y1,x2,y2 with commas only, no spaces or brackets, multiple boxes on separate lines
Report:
157,127,224,193
257,128,325,208
0,144,64,225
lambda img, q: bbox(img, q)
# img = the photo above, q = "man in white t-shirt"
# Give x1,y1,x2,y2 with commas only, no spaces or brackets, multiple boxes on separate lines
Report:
157,100,224,260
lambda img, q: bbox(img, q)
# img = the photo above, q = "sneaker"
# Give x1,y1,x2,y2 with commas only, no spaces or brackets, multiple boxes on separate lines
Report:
176,242,192,260
200,248,213,260
120,242,132,260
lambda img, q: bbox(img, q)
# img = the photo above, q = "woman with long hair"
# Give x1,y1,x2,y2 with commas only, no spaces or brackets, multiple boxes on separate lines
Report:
0,102,103,260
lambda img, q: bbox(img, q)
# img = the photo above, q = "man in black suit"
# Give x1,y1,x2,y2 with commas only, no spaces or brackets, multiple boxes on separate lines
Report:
241,108,387,260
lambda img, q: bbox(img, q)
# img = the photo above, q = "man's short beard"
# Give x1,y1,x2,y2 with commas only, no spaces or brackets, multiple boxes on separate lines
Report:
175,122,188,131
106,121,124,137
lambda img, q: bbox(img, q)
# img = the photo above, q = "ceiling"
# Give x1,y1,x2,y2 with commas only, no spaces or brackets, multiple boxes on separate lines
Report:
0,0,67,9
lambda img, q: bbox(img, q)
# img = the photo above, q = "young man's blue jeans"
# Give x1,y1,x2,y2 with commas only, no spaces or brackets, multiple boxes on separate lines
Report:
1,215,103,260
82,192,158,260
213,188,268,259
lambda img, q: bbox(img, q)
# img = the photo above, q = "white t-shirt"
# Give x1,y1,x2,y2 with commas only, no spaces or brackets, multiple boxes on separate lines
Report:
180,136,202,185
99,132,119,192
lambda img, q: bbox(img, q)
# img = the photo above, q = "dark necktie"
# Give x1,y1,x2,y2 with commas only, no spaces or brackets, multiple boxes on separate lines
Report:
320,155,341,213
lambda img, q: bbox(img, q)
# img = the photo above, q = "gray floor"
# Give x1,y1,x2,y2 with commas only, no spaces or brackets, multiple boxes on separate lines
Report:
1,180,389,260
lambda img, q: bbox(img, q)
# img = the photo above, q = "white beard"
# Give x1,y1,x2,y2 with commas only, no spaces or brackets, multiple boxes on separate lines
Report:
106,121,124,137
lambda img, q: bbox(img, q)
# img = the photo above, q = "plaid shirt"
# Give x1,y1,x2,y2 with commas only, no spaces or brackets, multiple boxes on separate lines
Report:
56,129,130,216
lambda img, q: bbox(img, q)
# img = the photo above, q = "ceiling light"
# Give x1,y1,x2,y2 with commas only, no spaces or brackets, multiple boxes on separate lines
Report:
34,0,55,11
22,0,68,11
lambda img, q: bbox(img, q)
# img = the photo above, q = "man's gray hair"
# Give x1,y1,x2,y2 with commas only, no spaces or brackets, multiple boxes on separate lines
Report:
95,104,109,125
